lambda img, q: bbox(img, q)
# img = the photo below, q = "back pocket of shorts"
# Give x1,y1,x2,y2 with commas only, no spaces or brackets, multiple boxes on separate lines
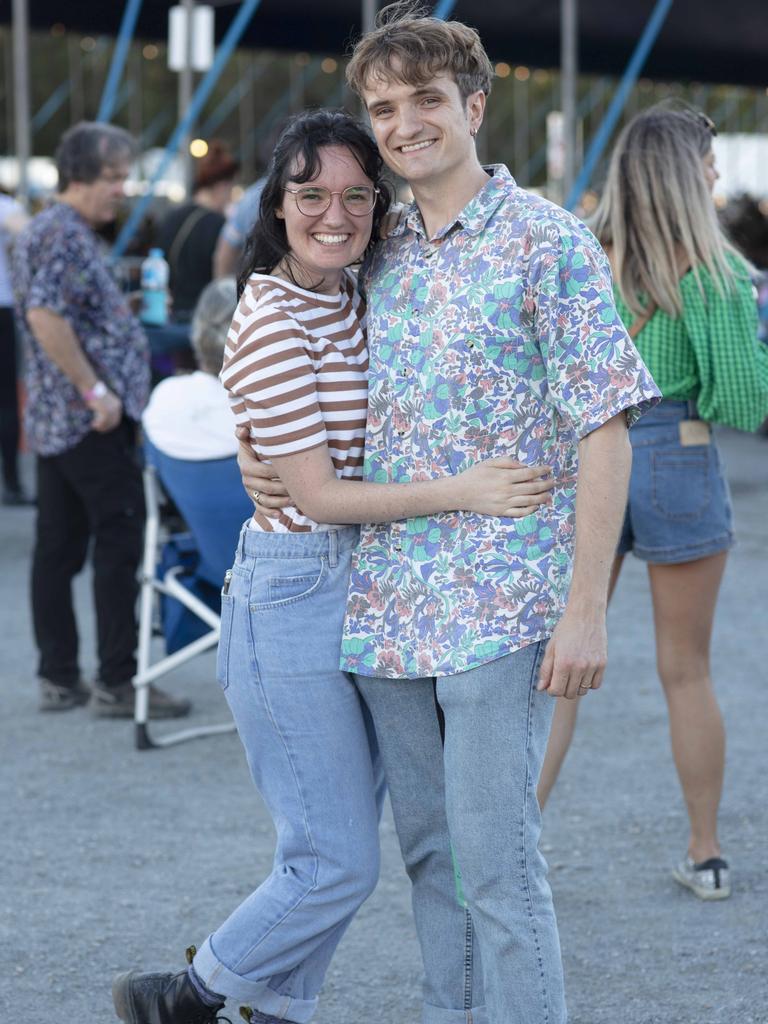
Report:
651,449,711,521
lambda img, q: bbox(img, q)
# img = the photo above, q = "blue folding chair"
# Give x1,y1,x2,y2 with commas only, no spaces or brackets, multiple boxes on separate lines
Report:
134,440,252,749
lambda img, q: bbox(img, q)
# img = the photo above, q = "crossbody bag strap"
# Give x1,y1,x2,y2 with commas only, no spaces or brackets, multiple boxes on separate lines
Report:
167,206,209,280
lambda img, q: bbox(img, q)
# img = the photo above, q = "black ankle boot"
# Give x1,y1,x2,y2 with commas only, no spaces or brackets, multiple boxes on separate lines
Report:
112,948,227,1024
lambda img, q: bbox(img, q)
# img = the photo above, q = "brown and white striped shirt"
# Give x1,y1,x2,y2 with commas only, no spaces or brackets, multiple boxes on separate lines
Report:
221,270,368,532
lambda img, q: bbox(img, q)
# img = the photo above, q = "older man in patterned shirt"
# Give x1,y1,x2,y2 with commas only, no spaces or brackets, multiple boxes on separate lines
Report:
241,9,660,1024
13,122,188,719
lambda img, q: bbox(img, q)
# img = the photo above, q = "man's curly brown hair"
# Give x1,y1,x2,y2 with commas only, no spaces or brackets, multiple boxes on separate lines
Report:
346,2,493,102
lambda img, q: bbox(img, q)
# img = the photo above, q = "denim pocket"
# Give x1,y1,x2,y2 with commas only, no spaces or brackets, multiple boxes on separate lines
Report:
651,449,711,521
252,558,327,609
216,593,235,690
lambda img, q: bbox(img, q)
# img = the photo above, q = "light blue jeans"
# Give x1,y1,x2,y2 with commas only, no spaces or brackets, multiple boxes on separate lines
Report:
356,643,567,1024
193,525,383,1022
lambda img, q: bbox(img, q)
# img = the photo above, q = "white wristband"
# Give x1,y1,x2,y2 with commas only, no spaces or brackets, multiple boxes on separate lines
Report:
82,381,108,402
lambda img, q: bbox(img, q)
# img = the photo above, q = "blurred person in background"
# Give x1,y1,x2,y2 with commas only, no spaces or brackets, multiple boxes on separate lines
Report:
720,192,768,348
141,276,238,459
538,105,768,900
212,175,266,279
213,127,288,279
0,188,30,505
157,140,239,321
12,121,189,720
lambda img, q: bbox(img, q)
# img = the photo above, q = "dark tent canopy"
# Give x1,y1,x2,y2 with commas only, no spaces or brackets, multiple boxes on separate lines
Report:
10,0,768,88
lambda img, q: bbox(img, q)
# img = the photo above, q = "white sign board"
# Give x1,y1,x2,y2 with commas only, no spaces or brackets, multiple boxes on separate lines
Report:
168,5,215,72
713,134,768,200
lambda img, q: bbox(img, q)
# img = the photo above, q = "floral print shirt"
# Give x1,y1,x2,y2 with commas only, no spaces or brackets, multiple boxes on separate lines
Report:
340,166,660,679
13,202,150,456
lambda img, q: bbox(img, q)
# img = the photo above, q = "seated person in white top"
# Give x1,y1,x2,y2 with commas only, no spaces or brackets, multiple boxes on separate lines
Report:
141,277,238,461
113,110,554,1024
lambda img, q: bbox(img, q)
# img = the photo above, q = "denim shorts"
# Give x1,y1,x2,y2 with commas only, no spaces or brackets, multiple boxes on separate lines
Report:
617,400,734,564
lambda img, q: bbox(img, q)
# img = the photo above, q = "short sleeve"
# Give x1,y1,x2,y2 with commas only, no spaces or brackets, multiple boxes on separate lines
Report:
26,228,93,319
221,297,328,458
535,228,660,438
683,260,768,432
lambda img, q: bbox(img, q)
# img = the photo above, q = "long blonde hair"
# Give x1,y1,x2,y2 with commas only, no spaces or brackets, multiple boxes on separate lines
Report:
590,104,744,317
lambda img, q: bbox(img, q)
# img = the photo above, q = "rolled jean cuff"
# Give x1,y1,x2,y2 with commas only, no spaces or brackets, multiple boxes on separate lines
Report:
423,1002,488,1024
193,937,319,1022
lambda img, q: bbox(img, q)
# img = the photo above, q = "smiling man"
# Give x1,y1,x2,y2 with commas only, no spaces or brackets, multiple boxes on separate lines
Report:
335,6,660,1024
13,122,189,721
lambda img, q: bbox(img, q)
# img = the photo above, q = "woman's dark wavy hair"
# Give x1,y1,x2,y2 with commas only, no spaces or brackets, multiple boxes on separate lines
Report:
237,109,391,297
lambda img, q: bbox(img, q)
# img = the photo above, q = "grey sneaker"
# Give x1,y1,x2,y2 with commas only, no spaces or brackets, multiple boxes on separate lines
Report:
92,681,191,720
673,855,731,900
39,678,91,712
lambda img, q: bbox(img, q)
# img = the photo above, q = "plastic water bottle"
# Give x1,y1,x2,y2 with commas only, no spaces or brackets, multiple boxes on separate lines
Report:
140,248,170,326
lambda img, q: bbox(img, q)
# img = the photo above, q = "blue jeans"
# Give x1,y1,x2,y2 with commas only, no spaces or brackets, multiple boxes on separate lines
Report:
194,525,383,1022
356,643,566,1024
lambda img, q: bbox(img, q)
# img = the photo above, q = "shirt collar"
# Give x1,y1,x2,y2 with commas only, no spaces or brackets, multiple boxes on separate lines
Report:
392,164,516,242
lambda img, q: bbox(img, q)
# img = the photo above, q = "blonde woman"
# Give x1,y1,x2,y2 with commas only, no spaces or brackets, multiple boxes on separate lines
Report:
538,104,768,900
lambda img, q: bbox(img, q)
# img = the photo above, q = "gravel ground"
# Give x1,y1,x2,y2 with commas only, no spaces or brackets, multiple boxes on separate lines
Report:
1,428,766,1023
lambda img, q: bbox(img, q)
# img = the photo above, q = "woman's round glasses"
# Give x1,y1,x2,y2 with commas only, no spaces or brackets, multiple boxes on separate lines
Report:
283,185,379,217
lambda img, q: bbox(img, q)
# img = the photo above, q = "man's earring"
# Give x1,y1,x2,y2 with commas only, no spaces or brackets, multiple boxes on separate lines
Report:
470,127,478,137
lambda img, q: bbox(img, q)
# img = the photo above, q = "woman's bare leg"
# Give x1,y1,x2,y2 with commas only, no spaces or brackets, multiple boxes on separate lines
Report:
538,555,625,808
647,551,727,862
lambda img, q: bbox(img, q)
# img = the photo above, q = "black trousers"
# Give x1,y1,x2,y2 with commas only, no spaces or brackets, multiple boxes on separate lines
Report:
0,306,21,488
31,419,145,688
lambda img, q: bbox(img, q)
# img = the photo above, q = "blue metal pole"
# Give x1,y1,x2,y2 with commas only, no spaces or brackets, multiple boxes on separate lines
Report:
113,0,264,258
31,80,71,133
141,110,174,150
31,39,110,136
202,61,270,136
97,0,144,123
240,59,324,166
434,0,457,19
565,0,674,210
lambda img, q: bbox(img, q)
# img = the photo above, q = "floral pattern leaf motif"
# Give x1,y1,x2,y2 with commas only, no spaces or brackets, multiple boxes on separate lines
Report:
342,166,660,679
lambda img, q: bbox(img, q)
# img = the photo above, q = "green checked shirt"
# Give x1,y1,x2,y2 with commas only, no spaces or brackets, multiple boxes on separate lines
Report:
617,253,768,432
